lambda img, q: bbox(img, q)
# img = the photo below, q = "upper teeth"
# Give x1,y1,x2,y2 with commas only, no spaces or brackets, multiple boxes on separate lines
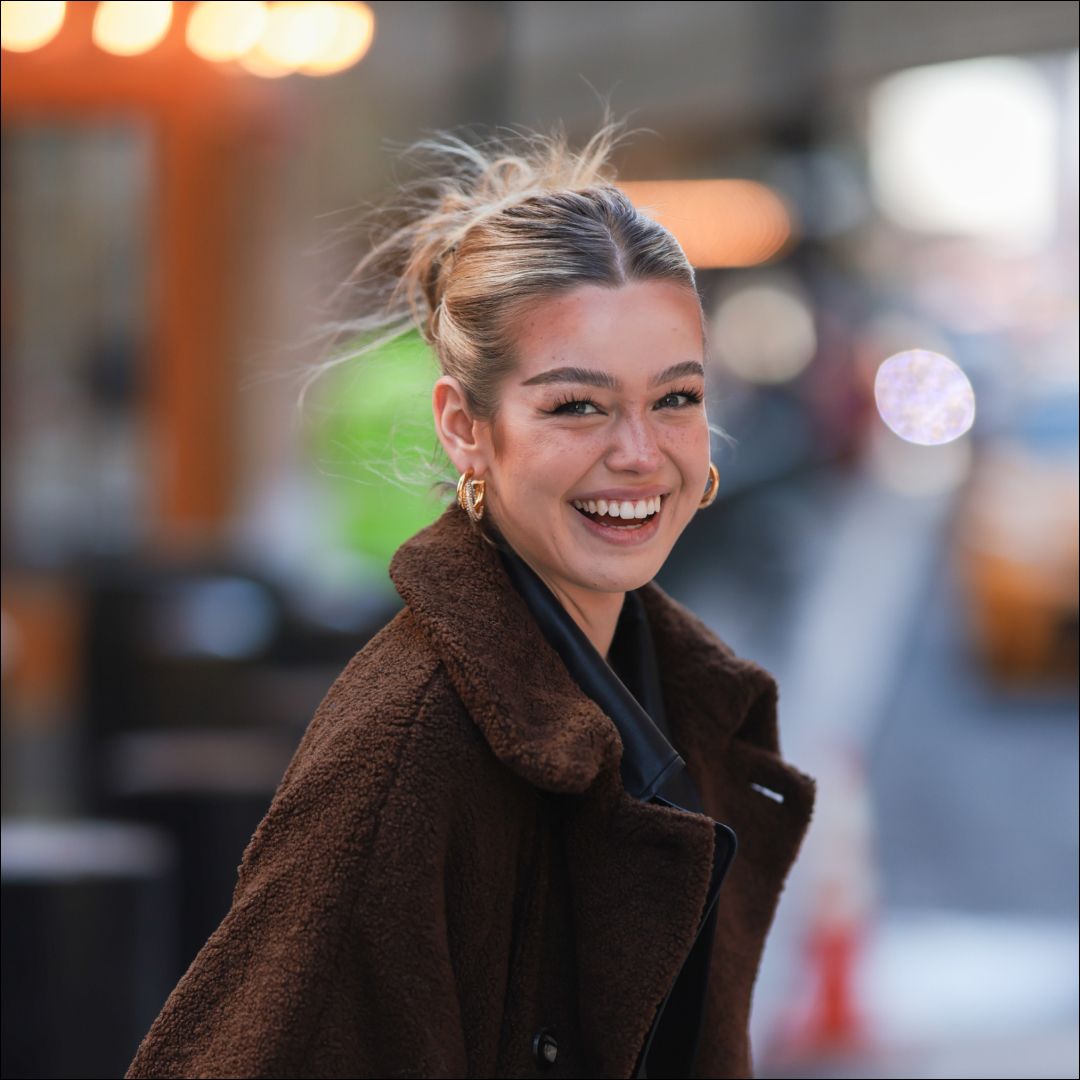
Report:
571,495,663,519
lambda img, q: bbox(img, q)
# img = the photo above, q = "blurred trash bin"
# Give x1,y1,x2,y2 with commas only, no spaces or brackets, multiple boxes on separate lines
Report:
1,818,176,1080
101,728,295,977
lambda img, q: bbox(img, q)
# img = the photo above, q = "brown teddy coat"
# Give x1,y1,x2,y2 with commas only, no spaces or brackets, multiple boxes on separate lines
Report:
124,502,817,1079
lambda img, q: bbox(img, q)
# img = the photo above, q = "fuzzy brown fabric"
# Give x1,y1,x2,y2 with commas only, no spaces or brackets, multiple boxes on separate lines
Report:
125,503,817,1079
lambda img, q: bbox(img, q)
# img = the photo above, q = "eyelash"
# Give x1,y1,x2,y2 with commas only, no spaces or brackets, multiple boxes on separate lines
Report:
548,386,704,417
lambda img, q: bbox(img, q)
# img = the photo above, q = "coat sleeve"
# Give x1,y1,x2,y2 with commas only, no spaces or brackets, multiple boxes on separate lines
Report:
124,663,470,1079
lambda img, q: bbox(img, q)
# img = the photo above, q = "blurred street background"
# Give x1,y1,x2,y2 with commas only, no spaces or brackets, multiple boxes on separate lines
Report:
2,3,1078,1078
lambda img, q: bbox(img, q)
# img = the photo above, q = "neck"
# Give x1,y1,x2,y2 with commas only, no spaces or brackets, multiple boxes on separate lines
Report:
485,516,626,659
532,570,626,661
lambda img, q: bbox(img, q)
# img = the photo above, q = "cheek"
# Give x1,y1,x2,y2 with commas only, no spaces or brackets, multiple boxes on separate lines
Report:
504,431,559,470
662,421,709,461
497,426,583,498
509,423,596,466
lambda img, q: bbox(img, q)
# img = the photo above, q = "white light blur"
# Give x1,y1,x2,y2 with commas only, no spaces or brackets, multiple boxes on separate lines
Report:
709,280,816,384
299,0,373,75
186,1,266,63
874,349,975,446
235,43,293,77
1067,50,1079,192
236,1,373,78
868,56,1056,248
258,0,336,67
862,911,1079,1043
93,0,172,56
0,0,65,52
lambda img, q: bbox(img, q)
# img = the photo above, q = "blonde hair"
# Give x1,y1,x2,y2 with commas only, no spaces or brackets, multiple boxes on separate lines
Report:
298,110,727,511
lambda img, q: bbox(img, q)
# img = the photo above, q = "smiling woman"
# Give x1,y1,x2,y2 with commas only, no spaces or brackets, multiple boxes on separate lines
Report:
125,113,815,1080
439,276,714,657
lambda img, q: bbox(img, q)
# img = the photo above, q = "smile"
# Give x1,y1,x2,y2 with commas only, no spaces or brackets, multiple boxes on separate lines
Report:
568,494,666,545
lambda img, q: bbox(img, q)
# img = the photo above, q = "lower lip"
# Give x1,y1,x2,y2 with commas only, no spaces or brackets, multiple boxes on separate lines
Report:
569,501,665,546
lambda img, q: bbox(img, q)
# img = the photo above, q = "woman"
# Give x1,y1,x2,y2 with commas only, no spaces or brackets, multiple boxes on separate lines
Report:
124,118,817,1080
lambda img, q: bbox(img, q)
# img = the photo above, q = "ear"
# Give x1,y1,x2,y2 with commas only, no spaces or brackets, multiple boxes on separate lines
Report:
432,376,493,478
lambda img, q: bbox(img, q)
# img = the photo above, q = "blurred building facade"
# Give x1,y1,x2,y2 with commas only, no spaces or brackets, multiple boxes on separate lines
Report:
2,3,1077,1078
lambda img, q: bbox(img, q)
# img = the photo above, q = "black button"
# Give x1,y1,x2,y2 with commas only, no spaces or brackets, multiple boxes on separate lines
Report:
532,1027,558,1069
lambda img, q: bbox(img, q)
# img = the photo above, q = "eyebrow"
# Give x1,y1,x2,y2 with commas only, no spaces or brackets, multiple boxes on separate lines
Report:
520,360,705,391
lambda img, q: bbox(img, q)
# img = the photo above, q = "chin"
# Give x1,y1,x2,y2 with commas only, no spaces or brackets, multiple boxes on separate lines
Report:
581,559,663,593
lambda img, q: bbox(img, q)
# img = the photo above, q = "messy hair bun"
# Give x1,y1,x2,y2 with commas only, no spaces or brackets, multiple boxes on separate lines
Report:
297,109,710,509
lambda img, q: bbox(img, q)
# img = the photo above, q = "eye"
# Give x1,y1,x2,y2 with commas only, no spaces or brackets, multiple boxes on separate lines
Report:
658,387,705,408
549,395,602,416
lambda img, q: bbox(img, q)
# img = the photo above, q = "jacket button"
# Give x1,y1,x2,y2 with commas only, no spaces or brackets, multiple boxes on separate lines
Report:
532,1027,558,1069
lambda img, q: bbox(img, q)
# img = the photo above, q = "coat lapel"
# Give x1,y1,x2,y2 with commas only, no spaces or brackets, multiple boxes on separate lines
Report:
389,504,813,1077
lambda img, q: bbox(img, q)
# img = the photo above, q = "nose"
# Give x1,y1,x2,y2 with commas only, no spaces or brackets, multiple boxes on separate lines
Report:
605,410,666,474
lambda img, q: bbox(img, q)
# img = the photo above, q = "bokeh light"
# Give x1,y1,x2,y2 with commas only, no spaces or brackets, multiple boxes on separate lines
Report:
92,0,173,57
0,1,65,52
874,349,976,446
620,179,794,268
186,1,266,63
235,43,294,78
868,56,1056,247
709,280,817,384
258,0,336,68
298,1,373,75
235,1,373,78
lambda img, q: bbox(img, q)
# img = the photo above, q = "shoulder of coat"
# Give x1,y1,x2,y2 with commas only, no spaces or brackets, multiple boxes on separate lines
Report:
276,607,490,811
317,605,443,722
236,609,497,894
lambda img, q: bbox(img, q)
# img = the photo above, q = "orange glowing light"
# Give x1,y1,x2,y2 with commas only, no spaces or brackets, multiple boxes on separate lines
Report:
619,179,794,268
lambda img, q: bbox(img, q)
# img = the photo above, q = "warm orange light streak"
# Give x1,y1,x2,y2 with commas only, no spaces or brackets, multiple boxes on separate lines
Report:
619,179,795,268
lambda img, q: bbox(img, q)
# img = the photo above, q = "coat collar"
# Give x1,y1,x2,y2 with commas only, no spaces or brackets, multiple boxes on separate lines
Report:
388,502,780,797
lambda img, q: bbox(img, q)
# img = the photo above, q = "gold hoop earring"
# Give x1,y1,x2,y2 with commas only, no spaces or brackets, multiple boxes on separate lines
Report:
698,462,720,509
456,467,486,522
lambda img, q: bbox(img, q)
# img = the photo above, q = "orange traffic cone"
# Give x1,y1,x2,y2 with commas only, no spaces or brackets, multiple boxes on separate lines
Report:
763,741,879,1070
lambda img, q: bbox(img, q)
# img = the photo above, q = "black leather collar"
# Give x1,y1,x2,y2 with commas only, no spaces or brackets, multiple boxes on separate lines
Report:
492,531,702,813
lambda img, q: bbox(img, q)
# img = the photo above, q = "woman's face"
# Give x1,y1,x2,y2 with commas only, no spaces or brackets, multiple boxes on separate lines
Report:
466,279,711,600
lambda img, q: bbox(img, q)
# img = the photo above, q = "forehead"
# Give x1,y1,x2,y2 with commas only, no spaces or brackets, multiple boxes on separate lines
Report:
512,280,703,380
